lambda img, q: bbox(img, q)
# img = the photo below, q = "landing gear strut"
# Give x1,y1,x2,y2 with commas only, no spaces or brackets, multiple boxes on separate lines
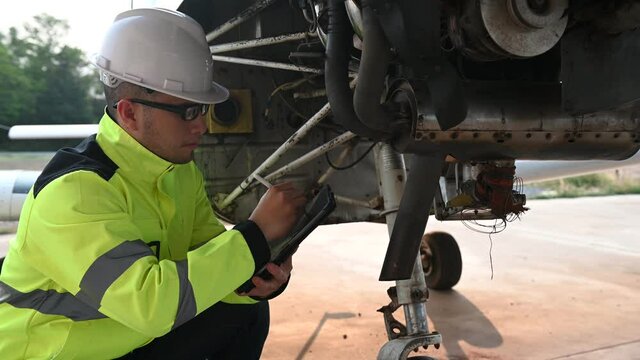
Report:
374,144,443,360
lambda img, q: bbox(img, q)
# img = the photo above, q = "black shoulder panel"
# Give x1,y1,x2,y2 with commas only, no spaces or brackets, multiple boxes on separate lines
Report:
33,135,119,198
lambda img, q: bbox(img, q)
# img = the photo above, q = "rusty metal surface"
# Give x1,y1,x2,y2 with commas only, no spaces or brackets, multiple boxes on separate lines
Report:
398,82,640,161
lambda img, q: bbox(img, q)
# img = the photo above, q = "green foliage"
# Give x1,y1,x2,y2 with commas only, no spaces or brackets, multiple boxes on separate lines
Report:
0,14,105,150
530,173,640,199
0,35,36,126
563,173,610,188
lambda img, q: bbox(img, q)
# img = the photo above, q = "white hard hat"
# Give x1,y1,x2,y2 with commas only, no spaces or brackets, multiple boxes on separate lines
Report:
94,8,228,104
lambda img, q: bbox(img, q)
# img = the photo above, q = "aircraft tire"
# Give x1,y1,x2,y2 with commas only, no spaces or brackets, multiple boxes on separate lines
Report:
420,232,462,290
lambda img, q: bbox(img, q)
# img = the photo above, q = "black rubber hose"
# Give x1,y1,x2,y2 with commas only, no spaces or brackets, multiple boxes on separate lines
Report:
354,0,394,133
325,0,388,140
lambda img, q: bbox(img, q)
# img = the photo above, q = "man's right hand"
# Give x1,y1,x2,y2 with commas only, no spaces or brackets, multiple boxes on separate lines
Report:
248,182,306,242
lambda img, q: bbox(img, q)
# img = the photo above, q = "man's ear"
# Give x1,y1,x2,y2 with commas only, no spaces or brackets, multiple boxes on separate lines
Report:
115,99,140,132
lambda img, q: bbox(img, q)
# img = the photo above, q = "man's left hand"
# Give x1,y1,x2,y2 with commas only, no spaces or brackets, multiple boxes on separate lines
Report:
240,257,293,298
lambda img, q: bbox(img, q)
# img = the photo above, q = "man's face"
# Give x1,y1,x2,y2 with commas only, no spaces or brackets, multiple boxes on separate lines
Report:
128,92,209,164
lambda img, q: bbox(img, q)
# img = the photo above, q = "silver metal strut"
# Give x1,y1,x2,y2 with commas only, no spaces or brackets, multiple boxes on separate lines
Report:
374,143,442,360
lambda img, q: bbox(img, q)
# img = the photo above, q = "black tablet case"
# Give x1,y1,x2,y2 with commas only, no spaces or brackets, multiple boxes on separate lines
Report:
236,185,336,293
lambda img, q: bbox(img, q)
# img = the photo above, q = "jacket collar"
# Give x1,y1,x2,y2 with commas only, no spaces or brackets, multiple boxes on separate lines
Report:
96,112,173,182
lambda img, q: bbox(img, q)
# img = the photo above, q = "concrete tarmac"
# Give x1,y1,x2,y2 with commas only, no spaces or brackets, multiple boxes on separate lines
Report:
261,195,640,360
1,196,639,359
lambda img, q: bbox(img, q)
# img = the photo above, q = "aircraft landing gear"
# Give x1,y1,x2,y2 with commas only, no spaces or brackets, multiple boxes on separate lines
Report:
377,285,442,360
374,144,443,359
420,232,462,290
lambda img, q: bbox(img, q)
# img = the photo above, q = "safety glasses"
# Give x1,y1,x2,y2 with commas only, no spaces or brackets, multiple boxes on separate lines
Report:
117,99,210,121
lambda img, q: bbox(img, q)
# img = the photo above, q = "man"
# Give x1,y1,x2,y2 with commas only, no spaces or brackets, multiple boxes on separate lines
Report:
0,8,306,359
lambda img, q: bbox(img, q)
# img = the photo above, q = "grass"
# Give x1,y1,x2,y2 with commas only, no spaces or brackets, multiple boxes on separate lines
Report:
529,173,640,199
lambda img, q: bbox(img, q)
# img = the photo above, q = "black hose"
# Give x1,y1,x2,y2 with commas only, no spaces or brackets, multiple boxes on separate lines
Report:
354,0,394,134
324,0,388,140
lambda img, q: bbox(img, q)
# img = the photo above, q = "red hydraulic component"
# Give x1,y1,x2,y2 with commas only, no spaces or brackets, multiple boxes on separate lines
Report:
474,164,527,218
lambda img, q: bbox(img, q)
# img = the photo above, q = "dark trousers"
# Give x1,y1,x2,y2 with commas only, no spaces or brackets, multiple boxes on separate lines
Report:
118,300,270,360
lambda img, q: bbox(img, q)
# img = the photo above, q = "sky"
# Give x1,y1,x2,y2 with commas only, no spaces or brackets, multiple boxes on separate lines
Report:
0,0,183,55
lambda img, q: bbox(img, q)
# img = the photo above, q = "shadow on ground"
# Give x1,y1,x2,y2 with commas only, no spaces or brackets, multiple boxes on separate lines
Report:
428,290,503,359
296,312,356,360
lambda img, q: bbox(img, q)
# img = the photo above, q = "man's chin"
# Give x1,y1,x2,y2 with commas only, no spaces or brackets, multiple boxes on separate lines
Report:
175,153,194,164
164,151,194,165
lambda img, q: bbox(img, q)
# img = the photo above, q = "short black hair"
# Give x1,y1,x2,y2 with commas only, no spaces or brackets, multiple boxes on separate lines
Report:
103,83,156,109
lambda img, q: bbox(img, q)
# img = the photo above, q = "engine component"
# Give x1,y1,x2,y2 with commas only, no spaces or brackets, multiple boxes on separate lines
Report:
472,162,527,218
324,0,389,140
450,0,568,60
561,26,640,114
434,161,527,221
571,0,640,34
395,82,640,161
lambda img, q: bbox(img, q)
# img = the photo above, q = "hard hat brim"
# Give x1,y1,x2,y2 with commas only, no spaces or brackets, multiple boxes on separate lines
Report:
181,81,230,105
97,65,230,104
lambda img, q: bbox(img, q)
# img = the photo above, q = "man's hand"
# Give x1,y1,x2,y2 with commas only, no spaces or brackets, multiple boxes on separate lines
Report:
249,182,306,242
239,257,293,298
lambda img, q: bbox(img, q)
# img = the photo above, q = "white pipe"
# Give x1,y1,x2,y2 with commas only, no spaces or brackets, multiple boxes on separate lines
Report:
8,125,98,140
210,32,313,54
205,0,279,42
217,102,332,209
211,55,323,74
264,131,356,182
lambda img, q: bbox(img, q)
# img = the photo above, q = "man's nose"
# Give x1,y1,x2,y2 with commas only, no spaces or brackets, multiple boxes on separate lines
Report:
190,114,208,135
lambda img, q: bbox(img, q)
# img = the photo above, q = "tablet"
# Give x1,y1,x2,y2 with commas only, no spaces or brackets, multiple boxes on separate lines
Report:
236,185,336,293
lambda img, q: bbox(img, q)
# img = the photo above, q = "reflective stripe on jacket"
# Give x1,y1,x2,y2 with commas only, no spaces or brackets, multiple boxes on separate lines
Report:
0,113,270,359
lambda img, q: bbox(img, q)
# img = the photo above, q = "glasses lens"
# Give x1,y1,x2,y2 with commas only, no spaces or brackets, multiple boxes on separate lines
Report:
183,104,209,121
184,106,200,121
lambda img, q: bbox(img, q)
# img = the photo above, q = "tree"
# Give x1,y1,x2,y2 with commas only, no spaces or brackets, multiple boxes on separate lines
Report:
2,14,103,126
0,14,104,150
0,34,36,127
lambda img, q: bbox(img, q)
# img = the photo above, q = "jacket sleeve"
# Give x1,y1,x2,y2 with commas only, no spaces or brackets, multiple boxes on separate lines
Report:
186,166,264,304
17,171,270,338
188,165,227,250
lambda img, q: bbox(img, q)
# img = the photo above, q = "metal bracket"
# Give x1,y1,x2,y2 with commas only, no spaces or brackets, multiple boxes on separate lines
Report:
377,333,442,360
377,287,407,340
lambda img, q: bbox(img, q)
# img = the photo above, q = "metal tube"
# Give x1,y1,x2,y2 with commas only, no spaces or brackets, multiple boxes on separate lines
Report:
399,256,430,335
211,55,323,74
218,103,332,209
209,32,313,54
264,131,356,182
334,194,377,209
293,89,327,99
205,0,279,42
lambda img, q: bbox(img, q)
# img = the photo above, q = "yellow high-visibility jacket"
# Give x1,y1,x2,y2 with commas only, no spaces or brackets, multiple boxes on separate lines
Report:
0,113,270,359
